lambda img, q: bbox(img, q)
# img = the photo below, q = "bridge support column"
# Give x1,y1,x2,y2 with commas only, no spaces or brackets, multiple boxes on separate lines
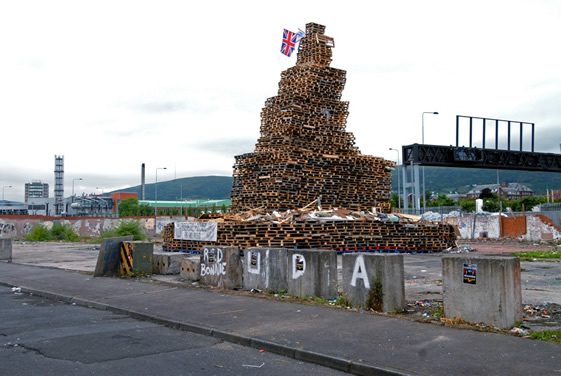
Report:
402,162,421,214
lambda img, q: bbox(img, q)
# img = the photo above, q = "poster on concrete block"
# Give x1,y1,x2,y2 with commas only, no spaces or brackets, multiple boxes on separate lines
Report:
174,222,217,241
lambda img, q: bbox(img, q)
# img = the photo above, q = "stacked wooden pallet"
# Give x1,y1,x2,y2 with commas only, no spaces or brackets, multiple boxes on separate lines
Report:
230,22,394,213
162,220,457,253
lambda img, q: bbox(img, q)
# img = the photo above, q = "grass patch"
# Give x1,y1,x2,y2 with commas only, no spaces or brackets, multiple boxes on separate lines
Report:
530,330,561,344
515,250,561,261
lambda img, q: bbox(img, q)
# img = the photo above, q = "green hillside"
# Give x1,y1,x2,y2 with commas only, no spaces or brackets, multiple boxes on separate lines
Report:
392,166,561,194
110,176,233,200
110,169,561,201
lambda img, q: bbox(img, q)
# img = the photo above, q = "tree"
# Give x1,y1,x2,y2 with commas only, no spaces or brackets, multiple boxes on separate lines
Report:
119,198,140,217
459,198,476,212
428,194,455,207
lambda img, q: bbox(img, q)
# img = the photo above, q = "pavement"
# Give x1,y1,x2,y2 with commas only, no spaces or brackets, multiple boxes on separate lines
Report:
0,261,559,376
0,285,345,376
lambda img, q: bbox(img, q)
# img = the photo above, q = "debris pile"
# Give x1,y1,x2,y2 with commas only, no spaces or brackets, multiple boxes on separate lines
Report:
220,203,418,224
230,22,393,213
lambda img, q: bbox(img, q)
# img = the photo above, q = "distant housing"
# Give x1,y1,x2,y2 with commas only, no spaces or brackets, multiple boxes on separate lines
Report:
466,183,533,199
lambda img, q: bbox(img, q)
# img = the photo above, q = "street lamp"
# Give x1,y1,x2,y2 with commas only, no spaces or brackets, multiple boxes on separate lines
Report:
389,148,401,210
72,178,83,196
421,111,439,212
155,167,167,217
2,185,12,200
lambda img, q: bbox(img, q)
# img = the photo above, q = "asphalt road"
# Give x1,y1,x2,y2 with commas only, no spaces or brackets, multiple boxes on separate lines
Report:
0,286,345,376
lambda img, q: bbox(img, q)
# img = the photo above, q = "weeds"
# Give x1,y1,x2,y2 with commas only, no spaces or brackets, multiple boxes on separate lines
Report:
515,250,561,261
530,330,561,344
365,276,383,312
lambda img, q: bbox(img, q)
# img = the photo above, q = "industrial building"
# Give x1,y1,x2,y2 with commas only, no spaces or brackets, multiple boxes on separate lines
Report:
24,181,49,202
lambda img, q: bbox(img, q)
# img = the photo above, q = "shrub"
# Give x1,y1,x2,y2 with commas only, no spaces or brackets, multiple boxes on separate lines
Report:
25,223,80,242
25,224,52,241
103,220,145,240
50,223,80,242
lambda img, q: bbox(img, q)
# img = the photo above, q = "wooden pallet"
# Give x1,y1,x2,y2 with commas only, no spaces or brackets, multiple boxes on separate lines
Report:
230,23,394,213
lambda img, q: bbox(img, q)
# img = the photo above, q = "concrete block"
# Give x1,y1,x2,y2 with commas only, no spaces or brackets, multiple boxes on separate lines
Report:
94,236,134,277
442,255,522,328
342,253,405,312
180,257,200,281
199,246,242,289
128,241,153,275
287,249,337,299
152,251,185,275
243,248,288,292
0,238,12,262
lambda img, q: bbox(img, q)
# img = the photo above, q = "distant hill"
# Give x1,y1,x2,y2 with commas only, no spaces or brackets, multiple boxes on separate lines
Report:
392,166,561,194
110,176,233,200
109,169,561,202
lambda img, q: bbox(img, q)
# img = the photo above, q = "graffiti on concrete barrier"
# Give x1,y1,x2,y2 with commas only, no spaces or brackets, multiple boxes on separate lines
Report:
0,222,16,237
351,254,370,289
292,254,306,279
247,250,261,274
201,247,227,276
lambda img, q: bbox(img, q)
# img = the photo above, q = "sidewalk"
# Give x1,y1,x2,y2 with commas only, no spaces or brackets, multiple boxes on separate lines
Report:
0,262,559,376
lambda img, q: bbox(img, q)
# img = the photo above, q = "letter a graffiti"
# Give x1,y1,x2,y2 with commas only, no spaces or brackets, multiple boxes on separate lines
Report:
351,255,370,289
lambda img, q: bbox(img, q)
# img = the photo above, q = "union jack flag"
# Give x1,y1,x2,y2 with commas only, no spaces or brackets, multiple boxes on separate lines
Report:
281,29,304,57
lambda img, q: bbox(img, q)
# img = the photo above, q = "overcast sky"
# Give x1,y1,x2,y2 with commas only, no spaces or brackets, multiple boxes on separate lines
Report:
1,0,560,201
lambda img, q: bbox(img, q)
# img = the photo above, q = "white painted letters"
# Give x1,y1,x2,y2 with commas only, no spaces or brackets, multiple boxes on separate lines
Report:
201,247,227,277
351,254,370,289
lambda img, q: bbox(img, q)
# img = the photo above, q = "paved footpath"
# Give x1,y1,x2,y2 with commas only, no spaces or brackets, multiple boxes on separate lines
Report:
0,262,559,376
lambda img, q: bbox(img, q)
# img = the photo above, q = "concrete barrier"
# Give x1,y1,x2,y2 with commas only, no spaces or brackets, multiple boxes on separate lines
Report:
94,236,134,277
287,249,337,299
342,253,405,312
180,257,200,281
243,248,288,292
199,246,242,289
152,251,185,275
442,255,522,328
0,238,12,262
123,241,153,275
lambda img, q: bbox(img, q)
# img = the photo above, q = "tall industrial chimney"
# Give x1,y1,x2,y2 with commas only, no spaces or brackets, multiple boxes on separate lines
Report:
54,155,64,215
141,163,146,200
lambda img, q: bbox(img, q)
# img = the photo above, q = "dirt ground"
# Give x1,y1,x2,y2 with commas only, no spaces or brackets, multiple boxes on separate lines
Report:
7,239,561,333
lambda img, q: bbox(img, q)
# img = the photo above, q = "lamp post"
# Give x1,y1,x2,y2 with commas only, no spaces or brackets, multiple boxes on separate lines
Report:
2,185,12,200
389,148,401,210
421,111,439,213
155,167,167,218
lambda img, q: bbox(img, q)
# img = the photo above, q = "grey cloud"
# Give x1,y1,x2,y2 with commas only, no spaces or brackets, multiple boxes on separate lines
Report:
133,100,189,113
193,138,256,157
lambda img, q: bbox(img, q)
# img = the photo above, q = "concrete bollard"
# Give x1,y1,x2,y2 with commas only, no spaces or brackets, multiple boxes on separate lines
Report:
180,257,200,281
121,241,153,275
152,251,185,275
199,246,242,289
442,255,522,328
287,249,337,299
342,253,405,312
0,238,12,262
243,248,288,292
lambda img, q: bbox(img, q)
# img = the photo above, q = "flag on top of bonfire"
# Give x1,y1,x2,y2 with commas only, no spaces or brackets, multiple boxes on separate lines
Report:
281,29,305,57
